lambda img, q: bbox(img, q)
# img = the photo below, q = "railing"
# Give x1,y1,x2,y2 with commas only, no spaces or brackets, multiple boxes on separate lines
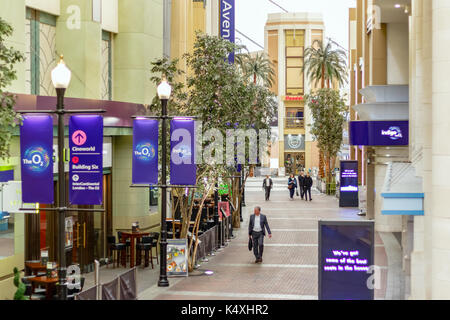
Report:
285,117,304,129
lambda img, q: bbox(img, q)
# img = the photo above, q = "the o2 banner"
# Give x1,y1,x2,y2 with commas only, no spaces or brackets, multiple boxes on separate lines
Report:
69,115,103,205
339,160,359,208
349,120,409,146
132,119,158,185
220,0,235,63
170,119,196,185
20,116,54,204
319,220,375,300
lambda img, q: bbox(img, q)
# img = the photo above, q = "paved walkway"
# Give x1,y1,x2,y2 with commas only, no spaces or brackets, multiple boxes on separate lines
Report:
139,177,389,300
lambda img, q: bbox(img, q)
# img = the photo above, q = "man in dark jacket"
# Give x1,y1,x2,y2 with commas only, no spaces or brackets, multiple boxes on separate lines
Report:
262,175,273,201
248,206,272,263
304,172,313,201
298,171,305,200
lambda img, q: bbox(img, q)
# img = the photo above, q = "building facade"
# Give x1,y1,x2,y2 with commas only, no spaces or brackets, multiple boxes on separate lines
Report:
264,13,323,177
0,0,219,299
348,0,450,299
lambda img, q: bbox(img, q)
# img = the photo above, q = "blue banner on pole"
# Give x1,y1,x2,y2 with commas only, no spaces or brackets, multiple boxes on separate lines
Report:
170,119,196,185
220,0,235,63
132,119,159,185
69,115,103,205
20,116,54,204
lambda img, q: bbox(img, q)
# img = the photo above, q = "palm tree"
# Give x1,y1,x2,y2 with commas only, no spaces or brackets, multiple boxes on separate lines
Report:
303,40,347,89
303,40,347,181
236,52,275,87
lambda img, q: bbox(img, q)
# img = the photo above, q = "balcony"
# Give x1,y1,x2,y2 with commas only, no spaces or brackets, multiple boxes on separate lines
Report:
285,117,304,129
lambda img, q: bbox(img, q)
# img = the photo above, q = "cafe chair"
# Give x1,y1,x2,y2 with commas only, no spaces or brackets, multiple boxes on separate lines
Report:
117,231,131,262
149,232,160,264
136,236,154,269
107,236,126,268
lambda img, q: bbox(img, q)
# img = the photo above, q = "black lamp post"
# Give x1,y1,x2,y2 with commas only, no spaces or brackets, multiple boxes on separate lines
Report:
157,78,171,287
51,57,72,300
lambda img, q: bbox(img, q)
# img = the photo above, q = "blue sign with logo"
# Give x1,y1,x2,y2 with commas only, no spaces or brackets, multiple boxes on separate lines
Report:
20,116,54,204
349,121,409,146
220,0,235,63
69,115,103,205
132,119,158,185
170,119,196,185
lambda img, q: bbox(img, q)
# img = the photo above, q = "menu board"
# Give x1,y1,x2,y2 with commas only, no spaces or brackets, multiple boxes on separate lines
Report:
318,220,374,300
167,239,188,277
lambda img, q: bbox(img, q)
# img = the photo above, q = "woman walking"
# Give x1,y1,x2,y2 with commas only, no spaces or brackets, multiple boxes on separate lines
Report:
288,174,297,200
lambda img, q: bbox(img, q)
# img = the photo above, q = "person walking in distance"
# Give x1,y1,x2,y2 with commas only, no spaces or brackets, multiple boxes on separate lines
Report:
248,206,272,263
262,175,273,201
304,172,313,201
298,171,305,200
288,174,297,200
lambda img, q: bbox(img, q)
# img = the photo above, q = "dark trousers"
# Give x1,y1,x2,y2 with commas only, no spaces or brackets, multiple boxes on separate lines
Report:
252,231,264,259
304,187,312,200
299,186,305,199
265,187,271,200
289,187,295,198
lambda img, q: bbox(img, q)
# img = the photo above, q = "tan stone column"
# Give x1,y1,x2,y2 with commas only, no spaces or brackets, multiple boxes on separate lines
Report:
411,0,432,300
431,0,450,299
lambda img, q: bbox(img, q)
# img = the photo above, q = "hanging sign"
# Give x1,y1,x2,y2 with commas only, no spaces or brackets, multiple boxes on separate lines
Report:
69,115,103,205
132,119,158,185
319,220,375,300
349,121,409,146
20,116,54,204
220,0,235,63
170,119,196,185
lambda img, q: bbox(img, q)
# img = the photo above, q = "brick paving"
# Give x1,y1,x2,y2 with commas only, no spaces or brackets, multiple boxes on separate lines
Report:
139,177,389,300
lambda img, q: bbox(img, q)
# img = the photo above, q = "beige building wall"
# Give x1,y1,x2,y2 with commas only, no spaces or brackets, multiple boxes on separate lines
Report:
265,13,325,176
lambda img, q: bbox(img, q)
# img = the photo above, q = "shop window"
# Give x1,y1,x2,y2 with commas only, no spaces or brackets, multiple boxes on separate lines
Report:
285,30,304,96
26,8,57,96
101,31,113,101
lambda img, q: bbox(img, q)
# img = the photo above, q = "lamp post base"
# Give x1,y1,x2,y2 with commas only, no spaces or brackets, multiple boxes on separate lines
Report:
158,278,170,287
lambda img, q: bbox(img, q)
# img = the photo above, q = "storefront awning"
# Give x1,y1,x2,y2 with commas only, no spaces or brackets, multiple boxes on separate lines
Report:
381,162,424,216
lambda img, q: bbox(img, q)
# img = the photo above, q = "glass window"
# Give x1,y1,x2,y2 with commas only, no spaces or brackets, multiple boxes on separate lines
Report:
285,30,304,96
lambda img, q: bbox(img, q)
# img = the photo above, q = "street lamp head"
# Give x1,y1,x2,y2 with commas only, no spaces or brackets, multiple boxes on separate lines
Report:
51,55,72,89
157,77,172,100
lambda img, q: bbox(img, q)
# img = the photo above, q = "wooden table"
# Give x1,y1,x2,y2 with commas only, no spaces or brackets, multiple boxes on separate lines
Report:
166,218,195,239
29,276,58,300
25,262,58,276
120,231,150,268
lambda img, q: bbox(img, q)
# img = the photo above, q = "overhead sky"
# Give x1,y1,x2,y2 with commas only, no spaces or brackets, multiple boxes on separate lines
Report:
235,0,357,53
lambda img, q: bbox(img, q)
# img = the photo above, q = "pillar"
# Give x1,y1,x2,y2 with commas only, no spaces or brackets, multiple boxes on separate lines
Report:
56,0,102,99
431,0,450,299
114,0,163,104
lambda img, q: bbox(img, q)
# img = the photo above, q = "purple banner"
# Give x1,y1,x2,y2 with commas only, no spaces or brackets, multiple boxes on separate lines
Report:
132,119,158,185
349,121,409,146
69,115,103,205
170,119,196,185
20,116,54,204
220,0,235,63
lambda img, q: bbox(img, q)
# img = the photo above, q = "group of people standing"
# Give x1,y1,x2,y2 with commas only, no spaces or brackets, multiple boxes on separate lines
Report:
288,171,313,201
261,171,313,202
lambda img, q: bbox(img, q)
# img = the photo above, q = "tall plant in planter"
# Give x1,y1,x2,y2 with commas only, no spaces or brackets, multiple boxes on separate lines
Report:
305,89,346,183
0,17,25,160
303,40,347,179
